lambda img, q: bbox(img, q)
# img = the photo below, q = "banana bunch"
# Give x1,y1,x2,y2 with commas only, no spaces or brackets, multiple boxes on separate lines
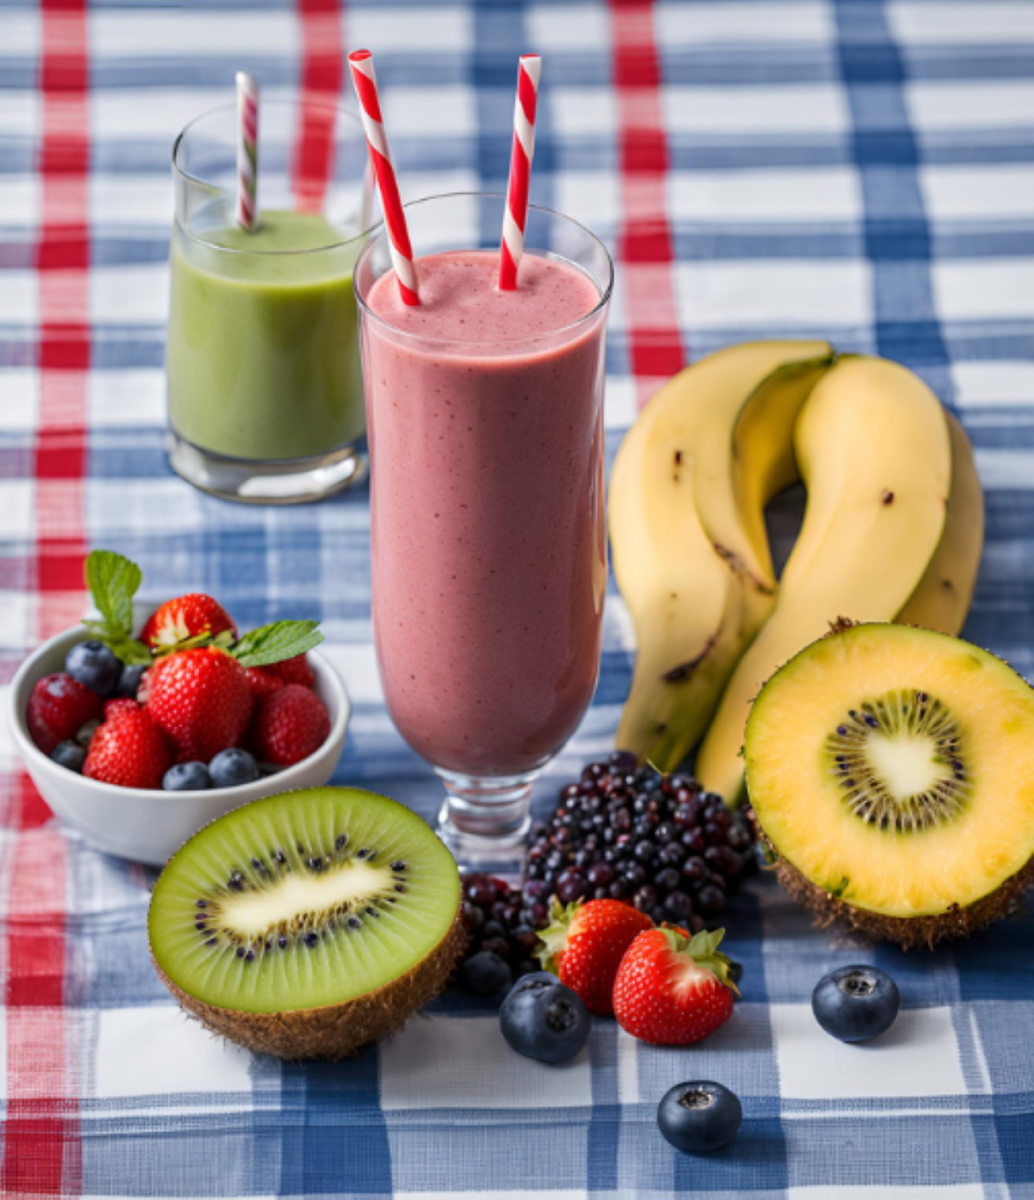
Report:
609,345,985,803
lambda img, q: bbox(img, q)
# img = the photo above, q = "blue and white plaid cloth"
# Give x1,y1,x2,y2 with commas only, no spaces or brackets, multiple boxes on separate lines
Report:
1,0,1033,1195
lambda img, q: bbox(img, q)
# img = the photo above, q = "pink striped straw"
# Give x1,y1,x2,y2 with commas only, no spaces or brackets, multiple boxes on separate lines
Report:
499,54,542,291
348,49,420,306
235,71,259,231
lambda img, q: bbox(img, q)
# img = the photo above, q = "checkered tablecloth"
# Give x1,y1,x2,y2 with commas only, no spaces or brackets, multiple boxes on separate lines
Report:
2,0,1034,1196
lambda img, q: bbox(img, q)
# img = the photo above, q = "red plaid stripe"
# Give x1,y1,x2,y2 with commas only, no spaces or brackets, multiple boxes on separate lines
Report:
293,0,345,212
3,0,87,1193
33,0,90,626
609,0,686,406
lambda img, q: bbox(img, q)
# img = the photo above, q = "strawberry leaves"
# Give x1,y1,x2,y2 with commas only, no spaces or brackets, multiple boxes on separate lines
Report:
660,925,740,996
535,896,579,975
83,550,151,665
230,619,324,668
151,628,236,658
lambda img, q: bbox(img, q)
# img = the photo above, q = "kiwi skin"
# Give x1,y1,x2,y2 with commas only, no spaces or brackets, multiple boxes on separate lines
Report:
151,916,466,1061
757,831,1034,951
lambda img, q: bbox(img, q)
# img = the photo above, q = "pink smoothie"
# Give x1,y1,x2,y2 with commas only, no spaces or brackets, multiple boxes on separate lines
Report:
363,250,607,777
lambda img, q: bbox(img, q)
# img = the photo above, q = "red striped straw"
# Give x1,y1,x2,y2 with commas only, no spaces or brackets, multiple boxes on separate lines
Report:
499,54,542,291
348,49,420,306
236,71,259,231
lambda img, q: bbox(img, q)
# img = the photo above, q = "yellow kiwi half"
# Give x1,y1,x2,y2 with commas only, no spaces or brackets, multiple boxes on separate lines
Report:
743,622,1034,947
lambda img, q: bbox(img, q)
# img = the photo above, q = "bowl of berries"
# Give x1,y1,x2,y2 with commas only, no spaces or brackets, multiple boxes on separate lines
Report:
8,551,350,866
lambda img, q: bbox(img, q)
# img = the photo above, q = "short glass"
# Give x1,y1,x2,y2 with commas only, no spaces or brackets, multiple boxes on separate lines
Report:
355,193,614,863
167,100,374,504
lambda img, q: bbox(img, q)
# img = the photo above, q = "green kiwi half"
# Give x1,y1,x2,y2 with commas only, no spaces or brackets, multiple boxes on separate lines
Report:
148,787,464,1060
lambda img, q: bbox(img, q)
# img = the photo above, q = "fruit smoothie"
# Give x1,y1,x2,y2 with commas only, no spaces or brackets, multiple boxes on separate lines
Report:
167,209,365,462
362,250,607,777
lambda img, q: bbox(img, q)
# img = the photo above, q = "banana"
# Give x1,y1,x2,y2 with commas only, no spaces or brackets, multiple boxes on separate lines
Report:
610,340,833,770
897,411,984,635
696,355,953,804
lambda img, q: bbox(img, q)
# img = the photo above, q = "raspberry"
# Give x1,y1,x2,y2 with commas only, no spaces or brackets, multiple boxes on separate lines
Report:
244,666,286,699
251,684,329,766
267,654,315,689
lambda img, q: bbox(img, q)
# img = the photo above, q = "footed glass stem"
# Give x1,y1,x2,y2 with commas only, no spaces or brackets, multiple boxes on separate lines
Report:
436,769,536,870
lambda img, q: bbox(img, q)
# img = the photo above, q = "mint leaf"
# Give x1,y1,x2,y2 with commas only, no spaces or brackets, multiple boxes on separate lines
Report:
108,638,153,667
84,550,142,640
82,550,151,665
81,621,152,666
231,620,323,668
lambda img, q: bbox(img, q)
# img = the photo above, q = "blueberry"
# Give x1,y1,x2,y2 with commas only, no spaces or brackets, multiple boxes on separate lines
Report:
51,740,86,773
74,718,101,747
658,1081,742,1154
462,951,512,997
209,748,260,788
812,965,900,1043
65,640,121,696
114,662,146,699
499,973,591,1064
163,762,212,792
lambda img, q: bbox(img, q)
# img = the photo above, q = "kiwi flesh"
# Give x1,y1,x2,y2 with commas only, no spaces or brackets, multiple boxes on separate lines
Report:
743,622,1034,948
148,787,464,1060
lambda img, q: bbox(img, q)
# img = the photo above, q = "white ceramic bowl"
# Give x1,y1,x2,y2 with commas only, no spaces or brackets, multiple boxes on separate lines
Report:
7,625,351,866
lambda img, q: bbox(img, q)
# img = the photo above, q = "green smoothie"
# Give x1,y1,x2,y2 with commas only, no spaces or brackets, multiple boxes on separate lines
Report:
167,209,365,462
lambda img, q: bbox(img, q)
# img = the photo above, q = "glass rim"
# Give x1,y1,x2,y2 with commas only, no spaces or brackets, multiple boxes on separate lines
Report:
172,99,377,257
353,191,615,347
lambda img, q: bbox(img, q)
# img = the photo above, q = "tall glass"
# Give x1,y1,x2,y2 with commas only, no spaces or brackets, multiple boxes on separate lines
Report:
355,193,613,862
167,100,374,504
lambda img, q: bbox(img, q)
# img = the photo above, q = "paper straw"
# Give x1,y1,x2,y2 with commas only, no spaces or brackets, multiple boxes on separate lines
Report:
499,54,541,291
348,49,419,306
360,160,375,233
236,71,259,231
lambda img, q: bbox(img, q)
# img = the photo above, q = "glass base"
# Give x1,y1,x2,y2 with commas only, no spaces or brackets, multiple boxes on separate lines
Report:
436,768,535,871
166,429,368,505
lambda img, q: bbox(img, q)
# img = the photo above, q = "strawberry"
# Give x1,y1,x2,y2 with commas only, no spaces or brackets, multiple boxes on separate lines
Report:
251,684,329,766
140,593,236,653
27,673,105,755
83,707,173,789
266,654,315,688
147,647,253,763
612,926,739,1046
244,666,285,699
535,898,654,1016
135,654,176,704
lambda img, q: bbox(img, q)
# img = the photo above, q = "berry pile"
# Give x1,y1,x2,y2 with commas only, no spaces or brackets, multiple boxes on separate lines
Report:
458,752,756,993
460,874,542,994
526,752,755,930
